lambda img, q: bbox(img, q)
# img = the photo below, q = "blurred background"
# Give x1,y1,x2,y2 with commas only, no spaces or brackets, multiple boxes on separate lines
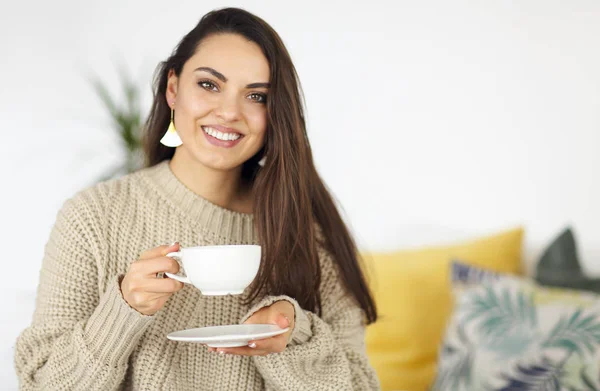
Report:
1,0,599,388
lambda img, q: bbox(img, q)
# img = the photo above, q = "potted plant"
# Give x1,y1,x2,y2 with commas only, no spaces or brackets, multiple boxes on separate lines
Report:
89,62,146,181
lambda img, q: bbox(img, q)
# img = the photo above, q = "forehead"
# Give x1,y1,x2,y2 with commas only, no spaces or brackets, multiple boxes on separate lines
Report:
185,33,270,82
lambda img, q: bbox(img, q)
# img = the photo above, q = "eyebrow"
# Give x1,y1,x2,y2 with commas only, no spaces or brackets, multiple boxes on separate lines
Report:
194,66,270,89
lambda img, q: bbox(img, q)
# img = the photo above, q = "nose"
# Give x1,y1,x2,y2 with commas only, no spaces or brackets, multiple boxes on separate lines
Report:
214,91,241,123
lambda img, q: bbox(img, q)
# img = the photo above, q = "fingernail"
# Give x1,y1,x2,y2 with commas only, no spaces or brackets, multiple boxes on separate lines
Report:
248,342,256,348
170,241,178,246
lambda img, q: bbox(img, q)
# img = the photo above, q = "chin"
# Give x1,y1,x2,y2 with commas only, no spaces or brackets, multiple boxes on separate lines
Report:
195,153,244,172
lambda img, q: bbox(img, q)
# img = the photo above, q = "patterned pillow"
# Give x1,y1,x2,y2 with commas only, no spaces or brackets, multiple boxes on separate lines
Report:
432,262,600,391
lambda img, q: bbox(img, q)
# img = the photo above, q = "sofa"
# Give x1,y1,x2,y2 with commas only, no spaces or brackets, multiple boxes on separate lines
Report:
363,227,524,390
364,227,600,391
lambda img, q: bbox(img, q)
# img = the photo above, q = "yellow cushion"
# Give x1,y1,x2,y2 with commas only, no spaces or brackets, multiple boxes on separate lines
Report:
364,227,524,391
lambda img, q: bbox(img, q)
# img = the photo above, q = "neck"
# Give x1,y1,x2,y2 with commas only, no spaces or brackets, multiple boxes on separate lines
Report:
169,149,252,214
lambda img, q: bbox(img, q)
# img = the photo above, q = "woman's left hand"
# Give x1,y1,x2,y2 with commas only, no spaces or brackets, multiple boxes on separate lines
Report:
208,300,295,356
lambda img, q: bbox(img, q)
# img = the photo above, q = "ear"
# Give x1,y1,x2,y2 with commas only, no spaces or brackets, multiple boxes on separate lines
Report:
166,69,178,107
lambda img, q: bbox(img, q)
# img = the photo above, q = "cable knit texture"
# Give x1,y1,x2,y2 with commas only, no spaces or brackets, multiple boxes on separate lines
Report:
14,160,380,391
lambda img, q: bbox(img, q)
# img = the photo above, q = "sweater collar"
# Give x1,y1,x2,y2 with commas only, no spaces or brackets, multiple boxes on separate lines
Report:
140,160,257,244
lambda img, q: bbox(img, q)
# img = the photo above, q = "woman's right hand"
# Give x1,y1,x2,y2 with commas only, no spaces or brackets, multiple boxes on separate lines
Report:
120,242,184,316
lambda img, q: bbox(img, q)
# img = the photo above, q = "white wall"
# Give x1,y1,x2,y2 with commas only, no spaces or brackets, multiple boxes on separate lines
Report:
1,0,599,388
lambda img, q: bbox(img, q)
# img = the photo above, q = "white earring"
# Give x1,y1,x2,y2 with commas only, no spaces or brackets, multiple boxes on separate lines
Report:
160,107,183,147
258,156,267,167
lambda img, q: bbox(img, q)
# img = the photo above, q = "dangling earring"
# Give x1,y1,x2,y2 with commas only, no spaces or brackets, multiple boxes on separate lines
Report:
258,156,267,167
160,106,183,147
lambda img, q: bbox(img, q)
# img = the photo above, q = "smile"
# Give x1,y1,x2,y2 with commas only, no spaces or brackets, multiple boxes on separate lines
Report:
202,126,242,141
201,125,245,148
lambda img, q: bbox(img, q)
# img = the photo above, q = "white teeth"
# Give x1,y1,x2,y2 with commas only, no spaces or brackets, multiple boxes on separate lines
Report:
202,126,241,141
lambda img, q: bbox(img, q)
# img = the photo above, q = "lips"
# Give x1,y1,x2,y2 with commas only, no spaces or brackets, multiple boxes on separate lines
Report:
201,125,243,141
201,125,244,148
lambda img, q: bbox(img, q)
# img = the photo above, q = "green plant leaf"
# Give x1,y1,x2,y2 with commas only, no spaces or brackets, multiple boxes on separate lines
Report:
580,365,599,390
432,349,473,391
462,285,537,341
88,61,146,181
90,78,119,122
543,309,600,356
432,324,474,391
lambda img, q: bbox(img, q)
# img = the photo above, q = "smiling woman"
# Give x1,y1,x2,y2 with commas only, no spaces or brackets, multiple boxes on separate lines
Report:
15,7,380,391
164,34,270,173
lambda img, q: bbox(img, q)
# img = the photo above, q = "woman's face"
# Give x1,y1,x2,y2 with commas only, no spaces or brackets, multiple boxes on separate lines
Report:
166,33,270,171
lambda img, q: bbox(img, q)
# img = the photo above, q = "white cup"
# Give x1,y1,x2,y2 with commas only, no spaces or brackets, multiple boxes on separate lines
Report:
164,245,261,296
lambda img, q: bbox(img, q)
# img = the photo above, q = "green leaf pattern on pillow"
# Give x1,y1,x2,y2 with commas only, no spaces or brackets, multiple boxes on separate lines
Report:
432,263,600,391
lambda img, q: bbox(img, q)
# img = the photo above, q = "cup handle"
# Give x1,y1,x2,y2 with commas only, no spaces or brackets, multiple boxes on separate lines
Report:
164,251,191,284
164,272,191,284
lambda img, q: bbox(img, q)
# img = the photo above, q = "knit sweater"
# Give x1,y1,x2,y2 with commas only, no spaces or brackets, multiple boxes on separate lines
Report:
15,160,380,391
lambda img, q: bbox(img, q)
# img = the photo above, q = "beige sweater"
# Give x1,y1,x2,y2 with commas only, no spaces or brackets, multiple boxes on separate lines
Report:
15,160,380,391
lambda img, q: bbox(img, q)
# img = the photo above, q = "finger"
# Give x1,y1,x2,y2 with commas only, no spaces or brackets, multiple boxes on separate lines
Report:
136,256,181,276
277,314,294,342
139,242,180,260
242,314,264,325
275,313,292,329
144,292,175,303
215,346,269,356
247,334,287,352
144,278,184,293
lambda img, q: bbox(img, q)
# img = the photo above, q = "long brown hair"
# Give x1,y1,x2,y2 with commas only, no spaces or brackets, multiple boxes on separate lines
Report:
143,7,377,324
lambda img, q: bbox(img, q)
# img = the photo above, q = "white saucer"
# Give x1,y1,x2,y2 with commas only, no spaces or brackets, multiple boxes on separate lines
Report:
167,324,290,348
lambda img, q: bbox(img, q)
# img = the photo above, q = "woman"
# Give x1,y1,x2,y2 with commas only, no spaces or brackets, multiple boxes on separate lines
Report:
15,7,380,391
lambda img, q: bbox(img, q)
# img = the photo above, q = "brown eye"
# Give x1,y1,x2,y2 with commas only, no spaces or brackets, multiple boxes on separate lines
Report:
248,93,266,103
198,80,218,91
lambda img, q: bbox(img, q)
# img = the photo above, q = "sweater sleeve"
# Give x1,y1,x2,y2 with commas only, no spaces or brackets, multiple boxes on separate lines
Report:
14,195,155,391
240,251,381,391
